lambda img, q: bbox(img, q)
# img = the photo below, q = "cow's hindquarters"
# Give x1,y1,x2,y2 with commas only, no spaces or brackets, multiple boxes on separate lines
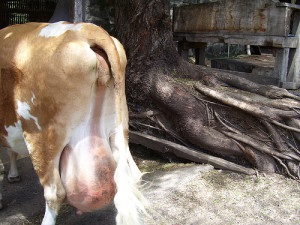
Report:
0,21,147,225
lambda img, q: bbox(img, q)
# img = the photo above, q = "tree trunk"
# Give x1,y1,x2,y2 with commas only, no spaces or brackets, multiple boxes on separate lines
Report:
114,0,300,179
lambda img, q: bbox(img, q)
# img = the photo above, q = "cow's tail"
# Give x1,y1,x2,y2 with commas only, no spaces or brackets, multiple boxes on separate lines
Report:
84,24,125,124
113,133,149,225
84,24,148,225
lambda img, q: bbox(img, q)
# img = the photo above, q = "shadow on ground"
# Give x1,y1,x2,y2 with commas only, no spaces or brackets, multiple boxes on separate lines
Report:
0,157,117,225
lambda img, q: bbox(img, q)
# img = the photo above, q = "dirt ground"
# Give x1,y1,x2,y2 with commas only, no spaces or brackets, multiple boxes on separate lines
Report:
0,145,300,225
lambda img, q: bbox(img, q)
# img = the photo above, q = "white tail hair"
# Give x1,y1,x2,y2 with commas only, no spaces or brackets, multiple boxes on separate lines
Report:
111,127,148,225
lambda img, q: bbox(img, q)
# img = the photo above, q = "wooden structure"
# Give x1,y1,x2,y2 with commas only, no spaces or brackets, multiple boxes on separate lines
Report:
173,0,300,89
0,0,88,29
0,0,58,29
49,0,87,23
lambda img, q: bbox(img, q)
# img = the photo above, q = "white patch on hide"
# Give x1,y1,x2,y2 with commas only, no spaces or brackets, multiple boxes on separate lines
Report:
39,22,82,38
31,92,36,105
17,100,41,130
5,120,29,155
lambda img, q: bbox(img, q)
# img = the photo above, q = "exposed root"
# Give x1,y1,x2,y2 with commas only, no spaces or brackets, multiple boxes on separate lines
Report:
154,115,190,147
287,142,300,155
261,120,287,153
203,66,300,100
214,111,240,134
194,83,299,120
221,131,299,161
270,120,300,133
273,156,298,180
129,75,300,179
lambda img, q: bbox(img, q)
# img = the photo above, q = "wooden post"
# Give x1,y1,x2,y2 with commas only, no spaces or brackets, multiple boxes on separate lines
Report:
195,43,207,65
178,41,189,62
49,0,85,23
285,11,300,88
49,0,72,22
70,0,86,22
275,48,290,87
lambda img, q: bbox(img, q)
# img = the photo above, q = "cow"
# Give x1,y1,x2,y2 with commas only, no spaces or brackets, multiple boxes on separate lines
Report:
0,21,147,225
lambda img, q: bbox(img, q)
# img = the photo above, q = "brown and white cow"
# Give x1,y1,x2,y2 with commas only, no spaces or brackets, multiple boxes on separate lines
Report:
0,22,147,225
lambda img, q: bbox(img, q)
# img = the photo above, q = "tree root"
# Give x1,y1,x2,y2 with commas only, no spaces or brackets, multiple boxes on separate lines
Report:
261,120,286,152
212,102,300,177
194,83,299,120
200,66,300,101
274,156,298,180
222,131,300,161
129,74,300,179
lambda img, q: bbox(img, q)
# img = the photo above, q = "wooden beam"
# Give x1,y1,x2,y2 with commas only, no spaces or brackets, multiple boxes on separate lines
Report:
174,33,298,48
129,131,256,175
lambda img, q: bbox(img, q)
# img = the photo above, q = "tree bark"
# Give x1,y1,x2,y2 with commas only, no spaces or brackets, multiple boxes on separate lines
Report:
114,0,300,179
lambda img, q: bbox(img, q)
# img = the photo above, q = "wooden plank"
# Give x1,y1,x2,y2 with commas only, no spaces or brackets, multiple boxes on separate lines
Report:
213,68,279,86
281,82,300,89
129,131,256,175
276,2,300,10
268,4,291,37
173,0,290,36
173,33,299,48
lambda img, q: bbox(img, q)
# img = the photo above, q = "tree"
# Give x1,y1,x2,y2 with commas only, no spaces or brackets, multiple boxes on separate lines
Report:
114,0,300,179
51,0,300,179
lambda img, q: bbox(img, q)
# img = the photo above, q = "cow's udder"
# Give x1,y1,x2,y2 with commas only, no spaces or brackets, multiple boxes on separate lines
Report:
59,137,116,212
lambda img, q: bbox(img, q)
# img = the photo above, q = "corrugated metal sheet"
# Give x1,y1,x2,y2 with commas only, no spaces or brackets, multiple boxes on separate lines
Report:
0,0,58,29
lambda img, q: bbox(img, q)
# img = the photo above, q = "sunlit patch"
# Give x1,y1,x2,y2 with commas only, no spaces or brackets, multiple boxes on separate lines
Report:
24,138,32,154
39,21,82,38
14,40,31,67
17,100,41,130
4,32,13,39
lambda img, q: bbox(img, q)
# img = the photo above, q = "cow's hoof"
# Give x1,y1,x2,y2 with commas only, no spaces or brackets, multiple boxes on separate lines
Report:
8,175,21,183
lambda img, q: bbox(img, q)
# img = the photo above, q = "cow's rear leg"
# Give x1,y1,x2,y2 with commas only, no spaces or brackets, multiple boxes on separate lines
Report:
41,167,66,225
24,134,66,225
7,151,21,183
